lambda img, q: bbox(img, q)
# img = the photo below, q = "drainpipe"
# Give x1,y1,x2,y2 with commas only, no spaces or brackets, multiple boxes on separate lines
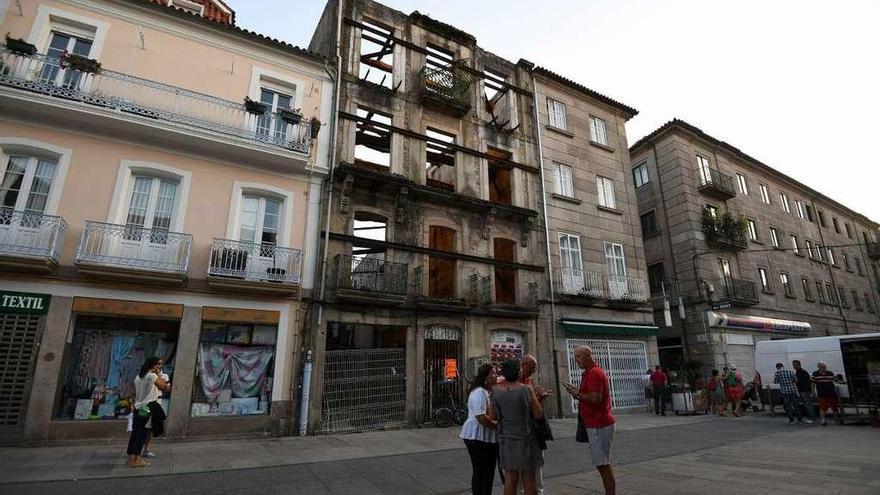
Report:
810,198,849,334
299,0,344,436
530,72,563,417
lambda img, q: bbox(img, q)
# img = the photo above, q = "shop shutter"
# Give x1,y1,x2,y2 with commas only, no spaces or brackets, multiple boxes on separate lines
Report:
565,338,648,412
0,313,43,444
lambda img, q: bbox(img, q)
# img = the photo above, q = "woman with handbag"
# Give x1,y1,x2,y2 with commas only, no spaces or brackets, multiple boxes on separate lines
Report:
126,356,170,468
489,359,544,495
459,363,499,495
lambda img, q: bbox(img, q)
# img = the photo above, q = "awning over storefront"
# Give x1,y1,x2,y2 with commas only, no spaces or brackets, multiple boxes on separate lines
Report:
561,319,659,336
707,311,810,334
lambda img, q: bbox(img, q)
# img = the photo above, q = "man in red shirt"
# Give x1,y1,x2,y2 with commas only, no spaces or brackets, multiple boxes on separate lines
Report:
650,365,668,416
565,346,616,495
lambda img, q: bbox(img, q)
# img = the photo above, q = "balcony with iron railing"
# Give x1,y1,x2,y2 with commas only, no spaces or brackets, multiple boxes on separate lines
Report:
330,254,408,305
701,211,748,251
718,276,759,306
0,48,313,157
0,209,68,272
649,279,686,309
697,167,736,199
416,63,473,118
603,275,649,305
554,268,604,301
207,238,302,295
75,221,191,284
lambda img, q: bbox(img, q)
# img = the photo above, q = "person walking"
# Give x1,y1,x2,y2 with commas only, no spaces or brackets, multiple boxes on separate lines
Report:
520,355,550,495
564,346,616,495
792,360,815,424
725,365,745,417
812,361,844,426
460,363,498,495
489,359,544,495
773,363,802,424
649,365,667,416
707,369,726,416
126,356,170,468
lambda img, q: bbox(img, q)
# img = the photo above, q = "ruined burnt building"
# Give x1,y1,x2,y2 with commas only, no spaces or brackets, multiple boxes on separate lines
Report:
308,0,544,432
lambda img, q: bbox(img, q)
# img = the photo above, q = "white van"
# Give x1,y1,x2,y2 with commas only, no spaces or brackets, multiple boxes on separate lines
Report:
755,333,880,400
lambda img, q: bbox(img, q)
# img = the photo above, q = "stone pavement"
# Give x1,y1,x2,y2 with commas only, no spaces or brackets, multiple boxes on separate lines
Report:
0,412,878,494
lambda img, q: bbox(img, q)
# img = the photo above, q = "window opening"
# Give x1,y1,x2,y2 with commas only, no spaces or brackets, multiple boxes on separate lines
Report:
558,233,583,294
640,211,658,237
124,175,178,244
483,69,515,132
590,116,608,146
547,99,567,130
493,238,517,305
425,128,456,191
488,147,512,205
255,88,294,143
428,226,456,299
604,242,628,298
354,107,392,169
358,20,395,89
553,162,573,197
349,212,388,292
239,195,280,256
41,31,93,88
0,155,58,218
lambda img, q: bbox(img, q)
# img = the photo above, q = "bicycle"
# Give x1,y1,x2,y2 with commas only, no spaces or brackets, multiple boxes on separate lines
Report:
431,378,468,428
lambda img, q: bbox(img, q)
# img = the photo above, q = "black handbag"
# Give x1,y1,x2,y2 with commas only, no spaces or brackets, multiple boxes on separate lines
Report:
532,416,554,450
575,415,589,443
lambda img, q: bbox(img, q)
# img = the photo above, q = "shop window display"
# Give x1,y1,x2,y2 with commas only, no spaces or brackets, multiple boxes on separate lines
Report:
191,322,277,417
490,330,524,366
57,316,178,421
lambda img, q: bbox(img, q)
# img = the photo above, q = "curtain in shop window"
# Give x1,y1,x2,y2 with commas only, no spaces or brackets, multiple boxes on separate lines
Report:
106,335,136,388
197,343,274,402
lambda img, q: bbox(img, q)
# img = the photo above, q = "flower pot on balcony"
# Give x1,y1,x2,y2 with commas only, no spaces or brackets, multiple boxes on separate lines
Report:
278,108,302,124
5,35,37,56
309,117,321,139
244,97,268,115
61,52,101,74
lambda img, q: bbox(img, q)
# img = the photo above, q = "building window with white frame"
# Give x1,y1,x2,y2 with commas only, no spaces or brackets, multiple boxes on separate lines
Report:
805,240,814,259
780,272,792,297
736,173,748,195
0,155,58,219
697,155,712,185
604,242,628,297
553,162,574,198
795,200,806,219
558,233,583,293
769,227,779,247
255,86,295,143
40,31,94,88
802,277,812,300
123,175,178,244
589,116,608,146
632,162,649,188
758,267,771,292
547,99,567,130
596,176,615,209
827,248,836,266
239,195,281,256
759,183,771,204
791,234,800,254
747,219,758,241
780,192,791,213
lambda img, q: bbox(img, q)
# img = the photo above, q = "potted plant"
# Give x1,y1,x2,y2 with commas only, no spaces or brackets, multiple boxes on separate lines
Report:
310,116,321,139
278,107,302,124
61,51,101,74
5,34,37,56
243,96,268,115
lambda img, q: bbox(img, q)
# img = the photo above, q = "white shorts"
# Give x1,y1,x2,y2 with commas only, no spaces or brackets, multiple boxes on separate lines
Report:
587,424,615,467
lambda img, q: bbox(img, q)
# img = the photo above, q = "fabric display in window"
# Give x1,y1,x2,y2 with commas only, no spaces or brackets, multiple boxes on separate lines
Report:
197,343,274,402
106,335,136,388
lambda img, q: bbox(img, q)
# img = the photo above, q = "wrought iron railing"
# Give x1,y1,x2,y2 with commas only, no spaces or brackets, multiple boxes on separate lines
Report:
332,254,408,295
697,167,735,196
0,209,68,262
719,276,759,305
604,275,649,304
417,64,472,110
0,48,312,153
76,221,191,274
554,268,604,298
208,238,302,284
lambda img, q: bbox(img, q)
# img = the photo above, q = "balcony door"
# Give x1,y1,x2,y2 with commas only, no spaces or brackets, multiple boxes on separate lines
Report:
255,88,293,144
119,176,179,267
40,31,93,89
493,238,516,305
604,242,628,298
0,155,58,252
428,226,456,299
558,233,583,294
697,155,711,185
717,257,732,295
350,212,387,292
237,195,280,280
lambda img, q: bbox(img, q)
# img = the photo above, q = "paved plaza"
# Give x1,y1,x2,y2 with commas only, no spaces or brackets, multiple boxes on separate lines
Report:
0,413,877,494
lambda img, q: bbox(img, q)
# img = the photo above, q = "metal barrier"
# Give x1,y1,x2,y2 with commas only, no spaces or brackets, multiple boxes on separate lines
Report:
332,254,408,294
604,275,649,303
321,348,407,434
0,209,67,262
76,221,191,273
208,238,302,284
554,268,603,298
0,48,312,153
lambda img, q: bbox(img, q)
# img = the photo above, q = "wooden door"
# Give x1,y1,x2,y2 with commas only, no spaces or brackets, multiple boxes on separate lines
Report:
494,238,516,304
429,226,456,298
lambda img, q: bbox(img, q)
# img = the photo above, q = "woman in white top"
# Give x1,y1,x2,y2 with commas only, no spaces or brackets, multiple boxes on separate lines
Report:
459,363,499,495
126,357,169,468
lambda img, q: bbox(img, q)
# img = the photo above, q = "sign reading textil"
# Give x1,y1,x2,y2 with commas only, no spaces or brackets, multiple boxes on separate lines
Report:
707,311,810,334
0,291,51,315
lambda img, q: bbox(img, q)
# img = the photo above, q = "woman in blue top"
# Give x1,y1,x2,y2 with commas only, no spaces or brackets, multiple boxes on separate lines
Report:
459,363,499,495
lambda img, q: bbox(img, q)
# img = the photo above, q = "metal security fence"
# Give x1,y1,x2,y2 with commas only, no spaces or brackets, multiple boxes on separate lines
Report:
321,348,406,434
423,326,462,423
0,313,42,444
566,338,648,411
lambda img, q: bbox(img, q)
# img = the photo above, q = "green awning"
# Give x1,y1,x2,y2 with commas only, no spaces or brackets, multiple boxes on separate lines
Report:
561,320,659,336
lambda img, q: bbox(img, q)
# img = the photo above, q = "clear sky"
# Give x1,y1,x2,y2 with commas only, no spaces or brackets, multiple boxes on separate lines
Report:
226,0,880,222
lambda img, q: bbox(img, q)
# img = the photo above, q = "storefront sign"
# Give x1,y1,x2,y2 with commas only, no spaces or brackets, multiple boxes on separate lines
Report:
707,311,810,334
711,301,732,310
0,291,50,315
444,358,458,379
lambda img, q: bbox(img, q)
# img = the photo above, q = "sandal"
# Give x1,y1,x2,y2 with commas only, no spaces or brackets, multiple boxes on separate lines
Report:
128,460,150,468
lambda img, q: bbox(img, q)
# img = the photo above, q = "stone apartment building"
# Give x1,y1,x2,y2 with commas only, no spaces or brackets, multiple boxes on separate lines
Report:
532,68,658,417
0,0,332,444
630,119,880,380
307,0,545,433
